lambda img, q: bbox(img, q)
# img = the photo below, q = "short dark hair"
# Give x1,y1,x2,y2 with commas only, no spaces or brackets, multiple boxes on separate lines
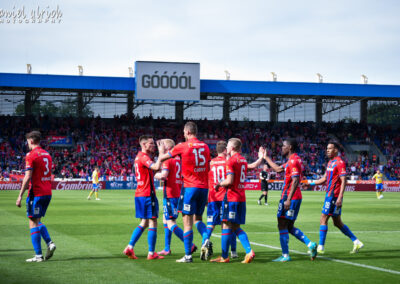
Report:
285,138,298,152
328,141,342,152
26,131,41,145
139,135,153,144
216,141,227,154
184,121,197,135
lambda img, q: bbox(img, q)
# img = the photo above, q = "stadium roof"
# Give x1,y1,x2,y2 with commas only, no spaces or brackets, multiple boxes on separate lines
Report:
0,72,400,99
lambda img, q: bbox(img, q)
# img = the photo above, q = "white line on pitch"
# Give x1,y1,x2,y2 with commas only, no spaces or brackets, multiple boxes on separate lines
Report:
211,234,400,275
215,230,400,235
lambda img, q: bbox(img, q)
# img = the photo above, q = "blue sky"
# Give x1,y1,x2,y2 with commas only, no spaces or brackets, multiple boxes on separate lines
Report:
1,0,400,85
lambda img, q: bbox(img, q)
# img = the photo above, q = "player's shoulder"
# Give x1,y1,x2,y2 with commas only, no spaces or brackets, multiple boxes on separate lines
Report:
289,154,301,164
39,148,51,157
135,151,145,160
336,157,345,165
238,154,247,163
176,141,187,147
26,150,33,159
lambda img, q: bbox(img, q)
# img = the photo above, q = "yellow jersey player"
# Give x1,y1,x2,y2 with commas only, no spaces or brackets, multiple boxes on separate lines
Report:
372,169,384,199
88,166,100,200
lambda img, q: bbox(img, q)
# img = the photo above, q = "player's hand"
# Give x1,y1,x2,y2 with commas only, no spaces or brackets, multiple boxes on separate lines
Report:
300,182,309,190
284,199,291,210
16,196,22,208
214,184,220,192
336,198,343,208
157,140,166,155
258,146,265,159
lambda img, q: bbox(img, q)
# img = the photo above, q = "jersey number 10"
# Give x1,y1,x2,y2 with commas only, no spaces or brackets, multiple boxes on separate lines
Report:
212,166,225,183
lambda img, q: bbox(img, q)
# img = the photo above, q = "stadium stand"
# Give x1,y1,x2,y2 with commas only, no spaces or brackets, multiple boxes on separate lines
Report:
0,114,399,182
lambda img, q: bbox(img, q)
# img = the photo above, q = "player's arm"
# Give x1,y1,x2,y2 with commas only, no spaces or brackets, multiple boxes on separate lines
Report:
215,173,233,191
156,140,177,163
154,169,169,180
335,175,346,208
284,176,299,210
263,155,284,173
16,169,32,207
307,173,327,186
248,146,265,170
149,159,162,171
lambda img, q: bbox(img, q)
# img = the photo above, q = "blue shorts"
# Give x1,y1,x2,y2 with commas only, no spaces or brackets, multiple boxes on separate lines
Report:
321,195,341,216
207,201,223,226
135,196,159,219
163,197,179,220
93,183,99,190
178,187,208,216
376,183,383,190
26,195,52,219
221,201,246,225
277,198,302,221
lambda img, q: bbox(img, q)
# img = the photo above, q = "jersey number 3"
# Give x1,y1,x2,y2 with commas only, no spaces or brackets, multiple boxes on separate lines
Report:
43,157,50,175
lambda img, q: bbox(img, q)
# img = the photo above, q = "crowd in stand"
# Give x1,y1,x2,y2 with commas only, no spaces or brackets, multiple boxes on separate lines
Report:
1,115,399,182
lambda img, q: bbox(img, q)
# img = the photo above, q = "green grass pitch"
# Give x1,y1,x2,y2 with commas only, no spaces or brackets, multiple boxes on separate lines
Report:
1,190,399,283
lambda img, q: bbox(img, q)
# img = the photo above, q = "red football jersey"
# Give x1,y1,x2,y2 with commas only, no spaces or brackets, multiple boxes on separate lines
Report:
162,156,183,199
325,156,346,198
134,151,155,197
225,153,247,202
208,155,227,202
281,153,303,200
168,138,210,188
25,147,52,197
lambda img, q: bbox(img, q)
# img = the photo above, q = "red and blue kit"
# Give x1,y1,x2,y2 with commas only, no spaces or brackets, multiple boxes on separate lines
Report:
325,157,346,198
277,153,304,221
134,151,155,198
226,153,247,202
26,147,52,197
322,156,347,216
134,151,158,219
222,153,248,224
281,153,303,200
207,156,227,226
208,156,227,202
25,147,52,218
162,156,183,199
168,138,210,189
162,156,182,220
